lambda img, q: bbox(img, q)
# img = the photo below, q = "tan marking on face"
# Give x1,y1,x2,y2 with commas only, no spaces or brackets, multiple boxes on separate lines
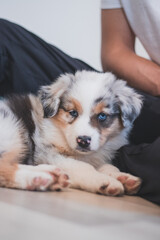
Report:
93,102,106,114
0,151,19,188
50,98,84,156
100,118,123,145
52,109,72,128
70,98,83,114
62,98,83,113
52,97,82,128
91,101,108,130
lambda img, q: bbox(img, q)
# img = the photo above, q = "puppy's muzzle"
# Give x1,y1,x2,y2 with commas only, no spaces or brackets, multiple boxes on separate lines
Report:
77,136,91,151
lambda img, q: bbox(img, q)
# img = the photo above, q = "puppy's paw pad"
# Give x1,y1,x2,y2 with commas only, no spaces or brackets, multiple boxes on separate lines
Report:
126,179,137,187
98,179,124,196
117,173,141,195
33,176,50,186
49,173,70,190
58,173,70,188
27,173,53,191
34,165,70,189
107,187,121,195
106,184,124,196
125,177,142,195
117,175,128,184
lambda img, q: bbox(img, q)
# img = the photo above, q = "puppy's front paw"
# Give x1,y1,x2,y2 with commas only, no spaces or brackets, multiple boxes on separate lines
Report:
34,164,71,191
27,172,54,191
16,164,70,191
97,176,124,196
116,173,142,195
80,174,124,196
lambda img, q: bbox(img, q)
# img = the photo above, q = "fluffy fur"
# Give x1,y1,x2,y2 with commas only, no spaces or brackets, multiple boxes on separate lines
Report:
0,71,143,195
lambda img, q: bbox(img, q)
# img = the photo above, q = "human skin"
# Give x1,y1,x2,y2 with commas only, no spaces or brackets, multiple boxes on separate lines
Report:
101,9,160,96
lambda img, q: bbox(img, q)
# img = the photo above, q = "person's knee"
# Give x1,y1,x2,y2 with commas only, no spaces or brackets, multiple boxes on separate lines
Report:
0,18,18,45
0,18,13,29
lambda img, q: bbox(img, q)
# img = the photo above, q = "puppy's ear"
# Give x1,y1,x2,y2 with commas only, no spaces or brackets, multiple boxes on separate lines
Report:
38,73,74,118
113,80,143,127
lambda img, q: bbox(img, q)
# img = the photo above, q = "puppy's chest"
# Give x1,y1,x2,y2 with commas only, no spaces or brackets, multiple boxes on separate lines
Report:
33,139,104,168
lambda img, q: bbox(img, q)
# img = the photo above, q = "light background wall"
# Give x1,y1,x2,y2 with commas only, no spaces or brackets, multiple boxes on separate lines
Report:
0,0,149,71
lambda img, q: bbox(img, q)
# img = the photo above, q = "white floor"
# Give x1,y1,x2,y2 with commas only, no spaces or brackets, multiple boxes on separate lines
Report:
0,188,160,240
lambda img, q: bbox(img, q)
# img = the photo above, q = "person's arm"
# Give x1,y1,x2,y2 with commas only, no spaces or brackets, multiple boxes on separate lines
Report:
101,9,160,96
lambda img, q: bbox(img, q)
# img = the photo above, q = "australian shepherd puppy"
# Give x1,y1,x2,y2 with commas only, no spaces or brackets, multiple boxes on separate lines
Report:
0,71,142,195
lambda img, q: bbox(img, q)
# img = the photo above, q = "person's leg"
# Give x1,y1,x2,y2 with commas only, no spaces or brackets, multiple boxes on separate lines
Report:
0,18,95,96
113,138,160,205
130,91,160,144
112,92,160,205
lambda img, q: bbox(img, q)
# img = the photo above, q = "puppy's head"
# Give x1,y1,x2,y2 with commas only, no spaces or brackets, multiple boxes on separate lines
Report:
39,71,142,154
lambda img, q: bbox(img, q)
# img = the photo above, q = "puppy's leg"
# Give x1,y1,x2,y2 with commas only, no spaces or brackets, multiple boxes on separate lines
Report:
0,152,70,191
98,164,141,195
50,156,124,196
0,107,70,191
18,164,70,191
0,151,19,189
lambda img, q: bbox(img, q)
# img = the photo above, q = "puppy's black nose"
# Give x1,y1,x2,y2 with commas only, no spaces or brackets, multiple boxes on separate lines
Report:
77,136,91,148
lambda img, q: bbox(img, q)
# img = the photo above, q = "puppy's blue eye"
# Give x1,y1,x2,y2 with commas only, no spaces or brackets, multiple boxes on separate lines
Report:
69,110,78,118
98,113,107,121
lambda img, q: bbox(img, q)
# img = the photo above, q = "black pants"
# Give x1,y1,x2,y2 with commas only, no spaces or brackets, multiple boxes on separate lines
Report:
0,19,160,205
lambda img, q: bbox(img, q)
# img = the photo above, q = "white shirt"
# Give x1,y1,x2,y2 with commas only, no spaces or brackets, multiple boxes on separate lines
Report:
101,0,160,65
